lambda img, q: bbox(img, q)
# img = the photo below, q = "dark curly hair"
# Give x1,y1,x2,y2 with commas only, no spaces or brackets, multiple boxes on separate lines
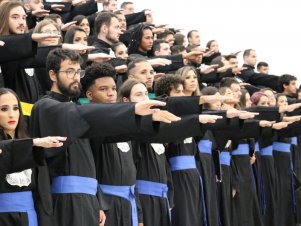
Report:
154,74,184,97
81,62,116,92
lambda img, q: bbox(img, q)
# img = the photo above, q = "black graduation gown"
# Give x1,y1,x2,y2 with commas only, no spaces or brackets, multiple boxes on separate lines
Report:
29,91,154,226
196,131,220,226
167,138,205,226
0,138,44,226
90,140,143,226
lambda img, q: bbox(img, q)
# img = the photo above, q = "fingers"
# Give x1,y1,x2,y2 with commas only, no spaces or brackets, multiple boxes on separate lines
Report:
0,41,4,46
152,110,181,123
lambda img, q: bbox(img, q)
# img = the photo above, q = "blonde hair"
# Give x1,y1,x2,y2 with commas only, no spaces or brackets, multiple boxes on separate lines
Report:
176,65,201,96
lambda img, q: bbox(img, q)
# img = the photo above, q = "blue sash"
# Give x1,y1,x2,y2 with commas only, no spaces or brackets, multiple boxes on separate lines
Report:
291,137,298,145
51,176,97,195
273,142,291,153
231,144,249,155
220,151,231,166
100,184,138,226
168,155,207,226
198,140,212,154
0,191,38,226
260,145,273,156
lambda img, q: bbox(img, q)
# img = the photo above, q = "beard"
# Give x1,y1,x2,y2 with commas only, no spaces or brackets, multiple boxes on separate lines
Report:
106,33,118,44
57,78,82,99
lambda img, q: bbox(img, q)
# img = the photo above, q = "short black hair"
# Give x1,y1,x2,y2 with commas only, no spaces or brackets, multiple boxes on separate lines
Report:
243,49,254,58
154,74,184,97
219,77,239,88
279,74,297,92
171,45,186,55
94,11,118,35
257,61,269,70
46,48,81,73
81,63,116,92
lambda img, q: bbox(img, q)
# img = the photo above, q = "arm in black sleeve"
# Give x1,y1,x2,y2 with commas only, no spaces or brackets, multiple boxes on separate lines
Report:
0,138,44,179
151,54,184,73
162,96,202,116
0,33,37,63
125,11,146,28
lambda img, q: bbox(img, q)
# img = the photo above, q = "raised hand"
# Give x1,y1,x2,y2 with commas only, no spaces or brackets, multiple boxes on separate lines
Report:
61,21,77,31
33,136,67,148
259,120,275,127
134,100,167,116
199,114,223,123
31,33,61,43
148,58,171,67
0,41,4,46
88,53,113,63
62,43,95,51
152,110,181,123
32,9,50,18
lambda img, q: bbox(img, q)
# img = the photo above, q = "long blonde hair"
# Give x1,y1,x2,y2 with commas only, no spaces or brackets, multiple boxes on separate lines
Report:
176,65,201,96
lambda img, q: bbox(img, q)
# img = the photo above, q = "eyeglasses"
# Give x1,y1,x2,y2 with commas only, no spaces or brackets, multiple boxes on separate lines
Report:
59,69,85,79
41,29,61,35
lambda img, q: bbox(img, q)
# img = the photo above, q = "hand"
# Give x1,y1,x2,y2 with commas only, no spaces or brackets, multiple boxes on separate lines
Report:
238,111,259,120
51,4,66,11
152,110,181,123
61,21,77,31
250,154,256,165
226,108,241,118
32,33,61,43
259,120,275,127
134,100,167,116
283,115,301,123
232,188,237,198
31,9,50,18
148,58,171,67
217,64,234,73
239,82,251,89
115,65,127,74
279,103,301,113
99,210,106,226
200,64,219,74
203,50,215,57
151,27,166,34
232,66,247,75
62,43,95,51
182,50,204,60
199,93,230,104
33,136,67,148
199,114,223,123
88,53,113,62
72,0,87,6
272,121,291,130
0,41,4,46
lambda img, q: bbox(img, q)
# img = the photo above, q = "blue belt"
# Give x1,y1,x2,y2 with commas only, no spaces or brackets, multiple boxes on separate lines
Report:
51,176,97,195
260,145,273,156
0,191,38,226
169,155,196,171
231,144,249,155
255,142,260,152
100,184,138,226
168,155,207,226
198,140,212,154
220,151,231,166
273,142,291,152
291,137,298,145
136,180,170,222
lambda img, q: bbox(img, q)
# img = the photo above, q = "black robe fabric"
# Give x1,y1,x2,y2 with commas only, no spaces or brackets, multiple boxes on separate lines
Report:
29,91,153,226
196,131,220,226
90,140,143,226
0,138,44,226
273,138,296,226
167,137,205,226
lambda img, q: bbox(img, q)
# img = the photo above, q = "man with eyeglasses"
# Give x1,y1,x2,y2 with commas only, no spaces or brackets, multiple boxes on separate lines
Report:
29,48,180,226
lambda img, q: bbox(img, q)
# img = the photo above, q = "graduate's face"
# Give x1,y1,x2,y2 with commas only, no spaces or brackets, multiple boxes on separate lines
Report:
122,3,135,15
73,31,88,46
40,23,61,46
229,57,238,68
114,44,128,59
105,17,121,44
209,41,219,53
155,43,171,56
188,31,200,46
139,29,153,53
8,6,27,34
244,92,252,108
258,66,269,74
0,93,20,138
284,80,297,95
263,90,276,106
28,0,44,11
257,95,269,107
79,18,90,36
129,62,155,89
103,0,118,12
277,95,288,107
169,84,185,97
184,69,198,94
230,83,242,101
116,13,126,32
87,77,117,104
165,34,175,47
244,50,257,67
56,60,82,98
128,83,149,102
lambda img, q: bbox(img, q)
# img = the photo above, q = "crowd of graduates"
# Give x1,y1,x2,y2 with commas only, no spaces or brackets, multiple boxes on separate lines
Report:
1,1,301,226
